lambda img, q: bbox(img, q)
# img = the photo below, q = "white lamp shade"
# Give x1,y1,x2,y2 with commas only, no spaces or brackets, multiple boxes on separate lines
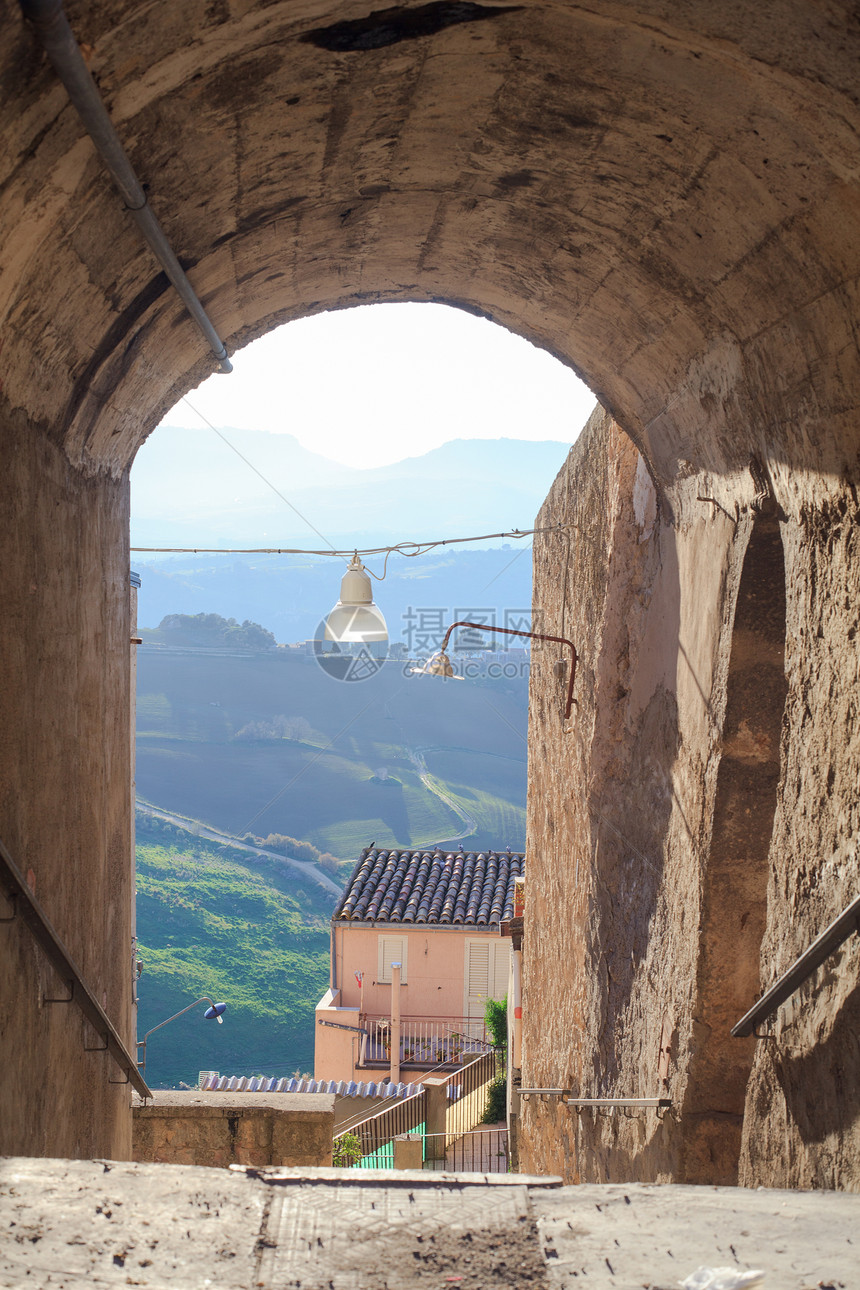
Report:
325,555,388,644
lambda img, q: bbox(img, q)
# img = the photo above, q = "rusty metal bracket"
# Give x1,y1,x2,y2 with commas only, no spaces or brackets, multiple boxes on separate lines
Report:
520,1090,672,1110
44,980,75,1004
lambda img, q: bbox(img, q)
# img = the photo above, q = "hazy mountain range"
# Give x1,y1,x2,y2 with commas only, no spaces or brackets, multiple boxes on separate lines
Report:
131,427,572,549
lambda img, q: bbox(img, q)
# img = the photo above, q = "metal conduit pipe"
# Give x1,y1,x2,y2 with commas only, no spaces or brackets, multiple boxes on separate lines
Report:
20,0,233,374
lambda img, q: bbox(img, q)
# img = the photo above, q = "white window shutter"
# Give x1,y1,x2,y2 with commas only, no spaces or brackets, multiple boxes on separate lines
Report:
465,940,490,1005
378,936,407,983
492,942,511,1000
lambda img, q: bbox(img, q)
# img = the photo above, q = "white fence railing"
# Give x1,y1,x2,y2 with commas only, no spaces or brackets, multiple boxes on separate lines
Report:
359,1014,490,1069
335,1053,503,1171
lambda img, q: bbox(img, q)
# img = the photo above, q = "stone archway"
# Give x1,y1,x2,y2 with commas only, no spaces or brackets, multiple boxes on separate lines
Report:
1,1,859,1161
2,1,857,477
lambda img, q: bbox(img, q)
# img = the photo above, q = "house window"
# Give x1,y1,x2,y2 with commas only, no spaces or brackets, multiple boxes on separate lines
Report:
378,935,408,983
464,939,511,1019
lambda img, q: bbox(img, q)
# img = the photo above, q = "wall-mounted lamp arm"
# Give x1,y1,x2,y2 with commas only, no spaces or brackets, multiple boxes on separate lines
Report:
440,621,578,720
137,995,224,1072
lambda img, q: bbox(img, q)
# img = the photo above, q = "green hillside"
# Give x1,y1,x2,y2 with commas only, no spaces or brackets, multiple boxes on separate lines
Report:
134,635,528,1086
135,814,333,1089
136,648,528,855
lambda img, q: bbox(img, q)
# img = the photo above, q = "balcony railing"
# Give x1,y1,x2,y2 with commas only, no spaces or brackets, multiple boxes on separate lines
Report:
333,1051,501,1171
358,1014,491,1069
333,1087,428,1168
444,1049,499,1144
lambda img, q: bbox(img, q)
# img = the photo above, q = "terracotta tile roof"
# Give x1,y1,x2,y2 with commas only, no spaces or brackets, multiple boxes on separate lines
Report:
333,846,524,927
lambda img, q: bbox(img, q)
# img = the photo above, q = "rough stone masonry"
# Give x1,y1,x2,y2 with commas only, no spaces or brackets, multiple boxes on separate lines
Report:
524,408,860,1189
0,0,858,1184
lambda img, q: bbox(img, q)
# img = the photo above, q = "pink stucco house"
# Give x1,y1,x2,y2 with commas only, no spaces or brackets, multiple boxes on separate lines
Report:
315,845,524,1084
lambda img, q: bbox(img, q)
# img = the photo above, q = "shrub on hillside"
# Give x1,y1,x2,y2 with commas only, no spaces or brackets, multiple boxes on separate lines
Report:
135,812,185,845
156,612,276,651
260,833,320,863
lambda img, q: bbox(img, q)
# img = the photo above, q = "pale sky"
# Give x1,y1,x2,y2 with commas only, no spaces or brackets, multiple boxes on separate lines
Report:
164,302,596,469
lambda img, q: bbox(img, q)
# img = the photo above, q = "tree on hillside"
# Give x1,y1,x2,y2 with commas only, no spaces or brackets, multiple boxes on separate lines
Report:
157,612,276,650
238,618,278,650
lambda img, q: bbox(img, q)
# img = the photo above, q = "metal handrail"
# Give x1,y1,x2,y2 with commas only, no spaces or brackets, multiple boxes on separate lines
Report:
0,834,152,1099
422,1127,510,1174
519,1090,671,1107
732,891,860,1038
336,1087,428,1168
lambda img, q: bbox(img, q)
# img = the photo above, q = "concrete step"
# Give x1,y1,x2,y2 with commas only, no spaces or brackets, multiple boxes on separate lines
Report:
0,1158,856,1289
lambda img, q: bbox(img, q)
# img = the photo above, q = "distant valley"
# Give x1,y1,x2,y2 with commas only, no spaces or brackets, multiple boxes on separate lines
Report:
136,642,528,858
132,434,546,1085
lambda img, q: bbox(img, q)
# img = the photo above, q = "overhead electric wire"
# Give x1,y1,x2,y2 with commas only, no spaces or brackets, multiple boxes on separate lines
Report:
180,397,341,554
138,398,569,573
130,525,562,560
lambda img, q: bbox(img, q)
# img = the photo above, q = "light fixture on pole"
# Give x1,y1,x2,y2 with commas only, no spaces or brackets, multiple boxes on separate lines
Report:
136,995,228,1073
411,621,578,720
324,553,388,645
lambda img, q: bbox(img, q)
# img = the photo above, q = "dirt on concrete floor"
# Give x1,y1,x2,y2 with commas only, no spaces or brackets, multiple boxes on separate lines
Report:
280,1217,550,1289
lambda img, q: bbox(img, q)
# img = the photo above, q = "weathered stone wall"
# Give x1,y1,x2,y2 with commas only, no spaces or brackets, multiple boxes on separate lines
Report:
522,409,860,1189
0,411,134,1160
133,1092,334,1168
739,500,860,1189
1,0,860,1161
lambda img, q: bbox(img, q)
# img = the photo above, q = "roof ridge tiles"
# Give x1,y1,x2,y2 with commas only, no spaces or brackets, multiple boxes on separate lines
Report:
333,846,525,928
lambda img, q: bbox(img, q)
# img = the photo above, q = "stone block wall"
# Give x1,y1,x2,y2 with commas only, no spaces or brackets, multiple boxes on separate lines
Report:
133,1093,334,1169
3,0,860,1168
521,407,860,1190
0,412,134,1161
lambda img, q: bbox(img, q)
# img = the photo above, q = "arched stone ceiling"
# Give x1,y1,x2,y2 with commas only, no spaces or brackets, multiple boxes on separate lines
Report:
1,1,859,491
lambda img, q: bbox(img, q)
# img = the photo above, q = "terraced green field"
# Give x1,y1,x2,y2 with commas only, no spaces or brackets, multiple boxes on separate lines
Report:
136,650,527,855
